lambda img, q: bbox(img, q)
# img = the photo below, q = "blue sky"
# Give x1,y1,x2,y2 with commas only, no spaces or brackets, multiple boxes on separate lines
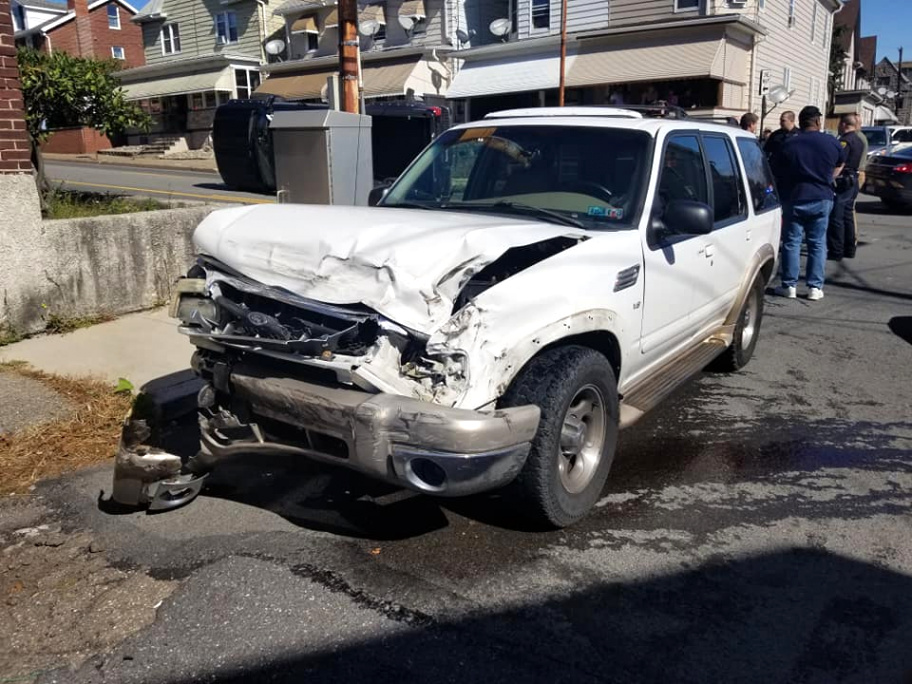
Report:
861,0,912,62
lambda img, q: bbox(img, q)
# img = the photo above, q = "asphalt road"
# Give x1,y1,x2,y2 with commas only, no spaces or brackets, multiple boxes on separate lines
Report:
11,196,912,683
45,161,274,205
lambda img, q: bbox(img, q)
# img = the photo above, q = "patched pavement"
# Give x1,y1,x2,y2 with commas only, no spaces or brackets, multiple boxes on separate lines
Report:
2,201,911,683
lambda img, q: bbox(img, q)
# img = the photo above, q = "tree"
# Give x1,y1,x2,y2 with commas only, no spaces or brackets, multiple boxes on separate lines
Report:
17,48,151,142
828,23,849,114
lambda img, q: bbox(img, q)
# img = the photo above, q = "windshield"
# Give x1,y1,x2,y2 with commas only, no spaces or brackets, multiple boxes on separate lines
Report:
382,124,653,230
863,128,887,146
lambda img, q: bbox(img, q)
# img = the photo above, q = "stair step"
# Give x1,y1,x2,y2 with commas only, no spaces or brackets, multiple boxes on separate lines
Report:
619,338,727,428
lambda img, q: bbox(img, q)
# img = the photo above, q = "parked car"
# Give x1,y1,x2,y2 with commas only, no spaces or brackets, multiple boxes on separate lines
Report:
862,125,912,158
864,146,912,210
212,97,450,193
113,107,782,528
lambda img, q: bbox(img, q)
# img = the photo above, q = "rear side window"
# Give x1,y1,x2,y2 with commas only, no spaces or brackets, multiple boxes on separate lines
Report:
703,135,747,224
657,135,708,208
736,138,780,214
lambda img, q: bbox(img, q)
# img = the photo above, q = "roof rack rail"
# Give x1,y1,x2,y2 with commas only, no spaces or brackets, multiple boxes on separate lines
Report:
609,103,690,119
687,114,740,127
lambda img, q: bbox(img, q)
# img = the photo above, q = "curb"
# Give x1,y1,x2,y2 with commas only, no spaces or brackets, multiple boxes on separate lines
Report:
44,154,220,176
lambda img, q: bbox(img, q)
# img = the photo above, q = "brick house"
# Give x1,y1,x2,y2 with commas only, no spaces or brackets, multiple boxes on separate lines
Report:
0,0,32,173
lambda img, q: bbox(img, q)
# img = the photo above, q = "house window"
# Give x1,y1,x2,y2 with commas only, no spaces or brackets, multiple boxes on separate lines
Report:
204,92,217,108
674,0,700,11
788,0,796,27
305,32,319,50
235,69,261,99
111,46,125,59
531,0,549,29
374,22,386,41
811,2,818,43
215,11,239,45
161,23,181,54
12,3,25,31
107,4,120,29
412,17,426,34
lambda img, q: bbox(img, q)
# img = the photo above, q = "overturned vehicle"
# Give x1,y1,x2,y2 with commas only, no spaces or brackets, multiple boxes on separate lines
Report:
113,110,777,527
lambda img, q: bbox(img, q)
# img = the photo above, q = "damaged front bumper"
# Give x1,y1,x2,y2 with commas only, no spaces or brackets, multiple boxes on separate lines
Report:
112,365,540,507
196,365,540,497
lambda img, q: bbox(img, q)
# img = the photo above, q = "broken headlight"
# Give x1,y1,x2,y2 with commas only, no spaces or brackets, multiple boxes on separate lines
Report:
169,279,217,326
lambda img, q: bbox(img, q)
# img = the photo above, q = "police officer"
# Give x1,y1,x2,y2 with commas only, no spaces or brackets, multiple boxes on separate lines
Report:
827,113,867,260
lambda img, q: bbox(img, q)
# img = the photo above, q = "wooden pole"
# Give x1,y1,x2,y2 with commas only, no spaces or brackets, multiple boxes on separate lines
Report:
558,0,568,106
338,0,360,113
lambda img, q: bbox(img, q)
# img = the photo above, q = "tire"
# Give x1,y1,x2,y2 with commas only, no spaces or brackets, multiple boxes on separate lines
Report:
498,346,619,528
711,274,764,372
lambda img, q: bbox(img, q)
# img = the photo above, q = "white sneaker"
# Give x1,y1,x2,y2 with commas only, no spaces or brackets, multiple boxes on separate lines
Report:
807,287,824,301
774,285,797,298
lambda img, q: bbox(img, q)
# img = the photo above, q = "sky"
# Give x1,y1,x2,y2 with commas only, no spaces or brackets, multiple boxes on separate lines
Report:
861,0,912,62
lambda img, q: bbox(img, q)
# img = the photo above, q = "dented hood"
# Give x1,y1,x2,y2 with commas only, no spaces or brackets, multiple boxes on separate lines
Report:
194,204,584,332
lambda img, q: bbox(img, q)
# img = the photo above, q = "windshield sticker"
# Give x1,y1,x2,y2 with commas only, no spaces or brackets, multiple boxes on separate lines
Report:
587,206,607,217
459,127,497,142
609,208,624,220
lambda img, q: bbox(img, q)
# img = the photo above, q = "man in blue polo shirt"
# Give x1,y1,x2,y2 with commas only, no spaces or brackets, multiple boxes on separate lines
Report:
774,105,847,301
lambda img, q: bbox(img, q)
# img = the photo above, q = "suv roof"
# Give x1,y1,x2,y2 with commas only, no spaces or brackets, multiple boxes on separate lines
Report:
471,106,750,137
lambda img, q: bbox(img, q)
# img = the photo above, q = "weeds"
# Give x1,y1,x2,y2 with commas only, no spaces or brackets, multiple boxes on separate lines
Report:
44,313,116,335
0,363,131,495
44,188,180,219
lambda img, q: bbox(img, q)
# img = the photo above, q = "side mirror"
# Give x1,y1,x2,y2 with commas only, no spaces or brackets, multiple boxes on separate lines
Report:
662,199,714,236
368,184,391,207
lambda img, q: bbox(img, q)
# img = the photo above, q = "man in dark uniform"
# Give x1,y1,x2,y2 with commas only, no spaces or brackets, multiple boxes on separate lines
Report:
764,111,798,188
827,113,867,260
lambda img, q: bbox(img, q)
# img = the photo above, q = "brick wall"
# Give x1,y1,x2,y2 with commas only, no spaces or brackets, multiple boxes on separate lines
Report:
46,0,145,68
0,0,31,173
40,126,112,154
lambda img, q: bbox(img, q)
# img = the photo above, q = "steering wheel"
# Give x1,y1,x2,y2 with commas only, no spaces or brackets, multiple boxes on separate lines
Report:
560,181,614,203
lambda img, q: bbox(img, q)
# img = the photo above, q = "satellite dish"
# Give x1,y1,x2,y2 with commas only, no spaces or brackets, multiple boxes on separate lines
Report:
265,39,286,56
767,84,791,105
359,18,380,36
456,28,474,44
489,17,511,39
877,86,887,96
398,14,417,31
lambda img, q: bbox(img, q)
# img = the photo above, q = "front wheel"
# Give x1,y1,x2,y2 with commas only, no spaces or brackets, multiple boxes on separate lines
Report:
499,346,619,528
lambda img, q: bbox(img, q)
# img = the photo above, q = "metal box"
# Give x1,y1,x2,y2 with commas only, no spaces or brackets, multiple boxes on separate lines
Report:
270,110,373,206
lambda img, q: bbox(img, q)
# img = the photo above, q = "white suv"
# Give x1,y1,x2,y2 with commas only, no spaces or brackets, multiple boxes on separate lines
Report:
113,107,782,527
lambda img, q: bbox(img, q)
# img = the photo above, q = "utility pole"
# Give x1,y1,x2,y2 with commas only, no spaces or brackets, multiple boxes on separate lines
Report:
898,47,905,117
338,0,360,113
558,0,568,106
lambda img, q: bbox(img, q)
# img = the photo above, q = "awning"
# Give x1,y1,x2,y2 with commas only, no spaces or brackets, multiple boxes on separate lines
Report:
360,3,385,24
832,103,858,115
399,0,425,18
121,67,234,100
323,6,338,28
568,33,745,87
873,105,899,123
448,52,563,99
256,58,420,99
291,14,317,33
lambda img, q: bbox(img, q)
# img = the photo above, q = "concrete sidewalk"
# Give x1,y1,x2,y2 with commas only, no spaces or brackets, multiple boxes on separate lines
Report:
0,308,192,389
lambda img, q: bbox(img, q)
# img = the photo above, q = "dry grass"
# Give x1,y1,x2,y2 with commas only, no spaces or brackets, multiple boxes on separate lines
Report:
0,363,132,495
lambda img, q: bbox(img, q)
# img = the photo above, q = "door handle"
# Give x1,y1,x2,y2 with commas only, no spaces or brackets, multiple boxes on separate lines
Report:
703,243,714,258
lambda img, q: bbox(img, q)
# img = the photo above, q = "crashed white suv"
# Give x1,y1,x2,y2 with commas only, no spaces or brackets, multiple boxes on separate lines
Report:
113,107,782,527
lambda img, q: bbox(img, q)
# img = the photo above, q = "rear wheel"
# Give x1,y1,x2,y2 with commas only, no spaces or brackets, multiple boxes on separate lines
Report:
711,274,764,372
499,346,619,528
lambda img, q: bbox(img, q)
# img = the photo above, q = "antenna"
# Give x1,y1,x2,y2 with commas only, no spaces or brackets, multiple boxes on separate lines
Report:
489,18,510,41
359,18,380,36
265,39,286,59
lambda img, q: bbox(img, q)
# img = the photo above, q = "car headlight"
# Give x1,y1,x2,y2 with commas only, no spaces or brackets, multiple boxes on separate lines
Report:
169,279,217,325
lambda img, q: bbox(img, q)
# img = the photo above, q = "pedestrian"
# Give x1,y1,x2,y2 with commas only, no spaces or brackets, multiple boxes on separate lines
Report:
740,112,759,134
775,105,847,301
827,113,868,260
764,111,798,187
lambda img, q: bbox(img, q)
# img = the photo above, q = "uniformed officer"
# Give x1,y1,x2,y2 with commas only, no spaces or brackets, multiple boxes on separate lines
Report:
827,113,867,260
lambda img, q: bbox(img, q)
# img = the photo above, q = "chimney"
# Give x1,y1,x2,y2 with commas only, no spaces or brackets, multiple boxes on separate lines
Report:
67,0,88,17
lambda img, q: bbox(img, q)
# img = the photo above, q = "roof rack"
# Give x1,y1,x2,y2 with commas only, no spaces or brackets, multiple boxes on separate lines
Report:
686,114,740,127
608,103,690,119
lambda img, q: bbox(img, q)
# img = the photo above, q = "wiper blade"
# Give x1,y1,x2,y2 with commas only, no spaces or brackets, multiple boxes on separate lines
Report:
380,201,439,210
444,201,586,229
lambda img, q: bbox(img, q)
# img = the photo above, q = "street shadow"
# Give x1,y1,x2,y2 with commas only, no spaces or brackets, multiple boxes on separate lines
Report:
855,196,912,215
193,181,272,197
141,548,912,683
889,316,912,346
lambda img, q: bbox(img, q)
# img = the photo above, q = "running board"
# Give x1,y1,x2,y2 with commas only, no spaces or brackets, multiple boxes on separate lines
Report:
619,338,727,428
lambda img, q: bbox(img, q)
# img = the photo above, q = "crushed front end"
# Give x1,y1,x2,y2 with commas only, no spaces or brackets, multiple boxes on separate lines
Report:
112,257,540,509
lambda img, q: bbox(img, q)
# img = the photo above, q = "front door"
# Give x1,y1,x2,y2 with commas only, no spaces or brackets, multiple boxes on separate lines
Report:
639,132,712,356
